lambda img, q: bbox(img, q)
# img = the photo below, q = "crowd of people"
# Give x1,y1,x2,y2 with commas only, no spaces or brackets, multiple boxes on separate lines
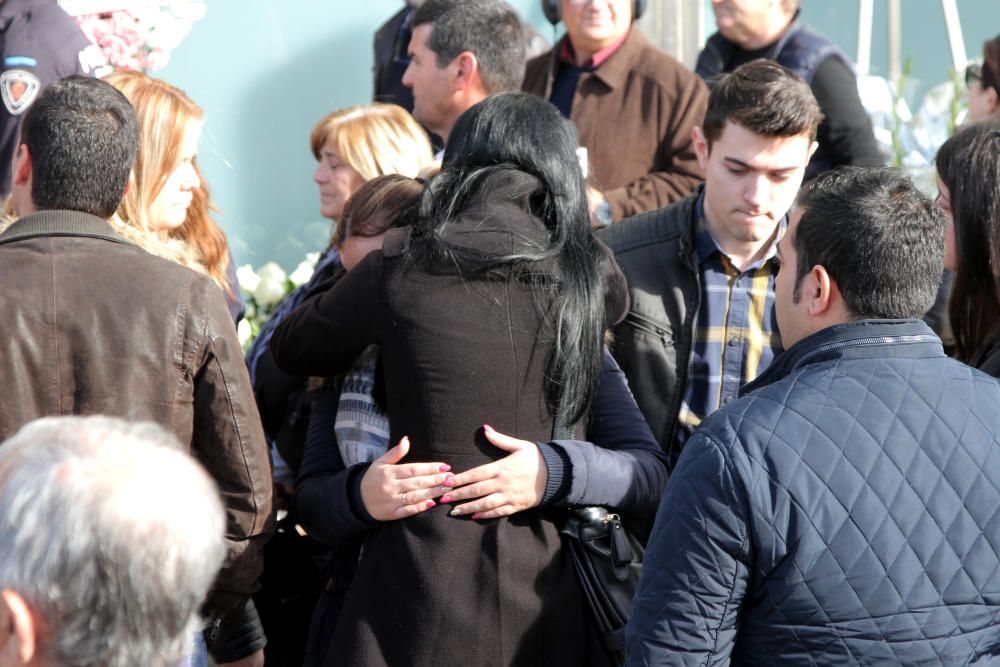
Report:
0,1,999,666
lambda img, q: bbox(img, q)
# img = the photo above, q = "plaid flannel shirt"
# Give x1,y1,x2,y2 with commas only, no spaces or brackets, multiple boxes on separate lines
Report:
676,198,784,448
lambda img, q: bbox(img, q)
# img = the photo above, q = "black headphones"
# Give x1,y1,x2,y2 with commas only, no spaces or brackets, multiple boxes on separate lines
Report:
540,0,648,26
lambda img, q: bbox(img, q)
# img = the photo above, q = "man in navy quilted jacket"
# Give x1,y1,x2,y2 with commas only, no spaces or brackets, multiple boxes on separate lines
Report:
627,166,1000,665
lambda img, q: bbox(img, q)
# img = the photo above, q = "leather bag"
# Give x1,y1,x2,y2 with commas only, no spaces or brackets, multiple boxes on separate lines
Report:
561,506,644,666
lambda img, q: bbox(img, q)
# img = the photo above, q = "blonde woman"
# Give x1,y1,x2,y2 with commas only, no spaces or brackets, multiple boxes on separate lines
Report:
249,103,432,379
244,101,431,665
249,102,431,459
310,103,434,224
104,70,243,320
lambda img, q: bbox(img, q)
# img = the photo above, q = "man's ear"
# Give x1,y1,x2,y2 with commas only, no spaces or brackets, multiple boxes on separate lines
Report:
692,126,710,171
986,86,1000,116
451,51,480,92
807,139,819,161
121,170,135,200
803,264,839,318
11,145,30,187
0,589,36,666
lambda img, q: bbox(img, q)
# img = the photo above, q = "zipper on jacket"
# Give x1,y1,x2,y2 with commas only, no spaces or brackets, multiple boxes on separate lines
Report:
793,333,940,370
207,616,223,643
666,259,702,462
624,310,673,346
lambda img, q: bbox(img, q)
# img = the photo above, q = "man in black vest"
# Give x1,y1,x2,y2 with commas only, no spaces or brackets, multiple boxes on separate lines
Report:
697,0,882,180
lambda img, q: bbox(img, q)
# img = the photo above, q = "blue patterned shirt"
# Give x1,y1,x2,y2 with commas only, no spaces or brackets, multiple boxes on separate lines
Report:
676,197,784,447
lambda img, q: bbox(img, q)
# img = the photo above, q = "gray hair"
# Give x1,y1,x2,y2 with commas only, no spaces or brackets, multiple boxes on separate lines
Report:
0,416,227,667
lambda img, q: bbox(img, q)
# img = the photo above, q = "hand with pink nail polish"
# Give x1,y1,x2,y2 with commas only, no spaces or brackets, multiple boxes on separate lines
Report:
359,436,453,521
442,424,547,521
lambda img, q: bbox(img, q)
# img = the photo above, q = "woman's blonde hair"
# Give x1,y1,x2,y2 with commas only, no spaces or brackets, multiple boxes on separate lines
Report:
103,70,232,295
310,103,433,181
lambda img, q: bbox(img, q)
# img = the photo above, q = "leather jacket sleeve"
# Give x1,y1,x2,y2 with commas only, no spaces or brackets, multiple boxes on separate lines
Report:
188,276,274,660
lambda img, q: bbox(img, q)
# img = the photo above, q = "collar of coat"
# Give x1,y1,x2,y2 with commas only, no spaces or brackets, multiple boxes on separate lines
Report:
698,10,806,79
0,209,131,247
545,27,651,95
741,318,943,397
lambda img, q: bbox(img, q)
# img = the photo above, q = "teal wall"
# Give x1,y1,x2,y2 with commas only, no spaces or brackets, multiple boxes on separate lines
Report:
796,0,999,104
160,1,999,270
159,1,554,271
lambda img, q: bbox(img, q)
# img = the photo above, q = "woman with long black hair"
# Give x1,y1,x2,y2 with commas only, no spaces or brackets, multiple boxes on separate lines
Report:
935,119,1000,374
271,92,664,666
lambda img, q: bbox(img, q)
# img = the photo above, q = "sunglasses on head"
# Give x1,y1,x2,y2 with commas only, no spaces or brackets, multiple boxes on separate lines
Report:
966,63,983,88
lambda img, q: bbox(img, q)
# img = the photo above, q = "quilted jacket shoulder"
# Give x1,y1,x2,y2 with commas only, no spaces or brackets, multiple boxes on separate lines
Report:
628,320,1000,665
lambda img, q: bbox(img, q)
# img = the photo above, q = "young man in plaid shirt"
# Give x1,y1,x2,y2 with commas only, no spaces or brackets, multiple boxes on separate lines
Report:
599,60,822,464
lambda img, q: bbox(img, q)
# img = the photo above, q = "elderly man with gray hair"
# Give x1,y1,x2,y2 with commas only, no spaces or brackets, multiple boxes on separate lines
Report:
0,416,227,667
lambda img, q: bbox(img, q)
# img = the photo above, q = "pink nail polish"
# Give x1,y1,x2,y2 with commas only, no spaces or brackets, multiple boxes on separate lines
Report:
471,512,482,520
440,495,452,504
426,500,436,508
442,476,455,488
483,424,495,434
439,464,451,472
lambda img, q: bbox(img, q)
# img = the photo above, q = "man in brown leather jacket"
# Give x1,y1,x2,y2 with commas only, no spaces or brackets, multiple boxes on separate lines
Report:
1,76,272,667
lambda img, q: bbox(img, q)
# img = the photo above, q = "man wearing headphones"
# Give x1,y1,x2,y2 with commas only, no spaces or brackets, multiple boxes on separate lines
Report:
523,0,708,226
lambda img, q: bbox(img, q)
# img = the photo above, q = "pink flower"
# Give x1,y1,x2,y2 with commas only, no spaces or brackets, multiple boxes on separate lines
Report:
72,3,205,73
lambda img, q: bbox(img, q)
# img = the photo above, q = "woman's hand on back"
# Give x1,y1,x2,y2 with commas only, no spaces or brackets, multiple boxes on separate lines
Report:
442,425,547,520
360,436,454,521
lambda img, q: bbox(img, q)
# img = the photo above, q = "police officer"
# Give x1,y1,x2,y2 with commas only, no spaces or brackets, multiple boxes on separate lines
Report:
0,0,106,197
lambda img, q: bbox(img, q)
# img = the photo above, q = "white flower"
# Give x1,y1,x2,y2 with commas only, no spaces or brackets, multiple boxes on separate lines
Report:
254,262,288,306
289,253,319,287
237,318,253,347
236,264,261,293
172,1,207,23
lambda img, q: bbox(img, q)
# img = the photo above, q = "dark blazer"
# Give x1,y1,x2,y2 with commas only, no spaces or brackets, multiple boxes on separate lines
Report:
372,5,414,110
628,319,1000,664
272,169,631,666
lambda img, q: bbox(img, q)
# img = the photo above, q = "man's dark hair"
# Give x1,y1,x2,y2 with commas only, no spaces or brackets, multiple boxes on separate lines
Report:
21,76,138,218
702,59,822,147
792,166,943,320
412,0,526,95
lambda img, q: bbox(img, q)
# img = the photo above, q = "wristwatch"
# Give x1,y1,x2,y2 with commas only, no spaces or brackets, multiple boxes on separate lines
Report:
594,197,613,228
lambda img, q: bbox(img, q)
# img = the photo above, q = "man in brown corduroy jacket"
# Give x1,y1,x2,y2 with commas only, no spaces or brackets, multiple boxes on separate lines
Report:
523,0,708,226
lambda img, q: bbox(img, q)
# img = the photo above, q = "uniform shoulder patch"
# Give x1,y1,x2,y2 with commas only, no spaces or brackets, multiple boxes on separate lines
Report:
1,69,41,115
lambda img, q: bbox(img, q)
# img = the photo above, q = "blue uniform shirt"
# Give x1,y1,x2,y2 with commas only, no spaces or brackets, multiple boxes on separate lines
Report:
0,0,104,196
